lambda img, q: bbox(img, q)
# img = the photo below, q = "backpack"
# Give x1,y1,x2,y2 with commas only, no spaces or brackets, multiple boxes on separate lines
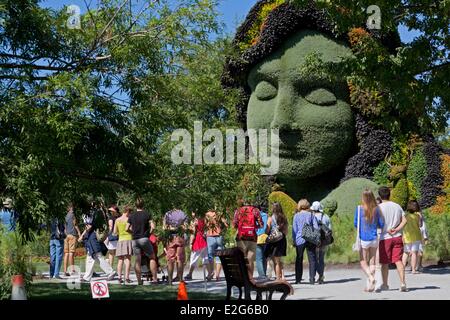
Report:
318,214,334,246
237,206,257,240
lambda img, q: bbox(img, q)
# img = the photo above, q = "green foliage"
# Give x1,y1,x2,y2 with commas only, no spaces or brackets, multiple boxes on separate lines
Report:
0,229,33,299
268,191,297,222
321,178,379,216
390,178,409,209
0,0,256,237
326,213,359,264
407,147,427,200
322,198,337,216
373,161,390,186
238,0,286,51
422,210,450,262
27,231,50,258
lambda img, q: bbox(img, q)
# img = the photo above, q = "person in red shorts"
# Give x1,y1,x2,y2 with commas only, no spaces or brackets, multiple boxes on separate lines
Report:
377,186,408,292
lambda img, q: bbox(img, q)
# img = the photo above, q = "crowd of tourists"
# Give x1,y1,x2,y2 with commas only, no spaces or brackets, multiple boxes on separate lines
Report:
0,185,429,293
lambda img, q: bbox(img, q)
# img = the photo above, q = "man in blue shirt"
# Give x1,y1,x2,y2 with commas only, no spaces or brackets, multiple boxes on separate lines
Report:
0,198,18,232
256,205,269,279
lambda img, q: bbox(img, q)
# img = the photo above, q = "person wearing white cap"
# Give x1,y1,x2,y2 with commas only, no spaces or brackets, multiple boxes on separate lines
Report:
0,198,18,232
310,201,331,284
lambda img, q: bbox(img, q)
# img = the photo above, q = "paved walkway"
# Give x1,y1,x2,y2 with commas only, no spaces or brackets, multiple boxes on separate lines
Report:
40,264,450,300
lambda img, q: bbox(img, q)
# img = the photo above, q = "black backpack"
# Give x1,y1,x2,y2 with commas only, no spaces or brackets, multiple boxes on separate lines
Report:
318,214,334,246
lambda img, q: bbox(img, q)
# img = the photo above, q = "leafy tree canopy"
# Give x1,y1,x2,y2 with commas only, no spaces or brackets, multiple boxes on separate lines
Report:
0,0,269,240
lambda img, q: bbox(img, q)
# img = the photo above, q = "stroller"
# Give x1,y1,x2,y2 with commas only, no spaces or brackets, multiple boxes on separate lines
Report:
141,233,168,283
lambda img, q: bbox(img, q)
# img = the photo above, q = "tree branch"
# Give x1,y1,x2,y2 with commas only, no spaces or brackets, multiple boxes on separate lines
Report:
0,63,71,71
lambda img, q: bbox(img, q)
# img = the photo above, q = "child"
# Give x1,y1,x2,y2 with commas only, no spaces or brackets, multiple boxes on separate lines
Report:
402,200,423,274
418,214,429,272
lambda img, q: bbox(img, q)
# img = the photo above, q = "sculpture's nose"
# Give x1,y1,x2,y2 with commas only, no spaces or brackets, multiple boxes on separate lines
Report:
270,85,296,131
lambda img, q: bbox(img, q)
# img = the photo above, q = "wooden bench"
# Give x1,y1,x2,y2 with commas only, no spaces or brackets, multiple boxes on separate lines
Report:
216,247,294,300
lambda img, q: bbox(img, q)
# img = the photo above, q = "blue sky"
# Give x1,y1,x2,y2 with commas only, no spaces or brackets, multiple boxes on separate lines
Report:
41,0,421,42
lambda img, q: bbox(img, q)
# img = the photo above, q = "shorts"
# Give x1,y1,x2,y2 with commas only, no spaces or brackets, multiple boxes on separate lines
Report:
189,247,209,268
361,239,378,249
379,236,404,264
237,240,257,263
166,236,185,263
404,241,421,253
132,238,154,258
64,234,77,253
207,236,224,264
419,242,424,253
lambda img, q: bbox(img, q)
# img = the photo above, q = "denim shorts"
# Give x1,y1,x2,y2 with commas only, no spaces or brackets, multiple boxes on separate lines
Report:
206,236,224,263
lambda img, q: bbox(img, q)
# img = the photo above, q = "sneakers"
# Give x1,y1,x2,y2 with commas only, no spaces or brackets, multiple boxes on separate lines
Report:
399,284,409,292
184,274,193,281
107,271,116,281
318,276,324,284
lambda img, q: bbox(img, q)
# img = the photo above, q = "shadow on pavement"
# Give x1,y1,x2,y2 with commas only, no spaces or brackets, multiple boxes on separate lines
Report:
322,277,361,284
420,268,450,275
407,286,440,292
300,296,334,300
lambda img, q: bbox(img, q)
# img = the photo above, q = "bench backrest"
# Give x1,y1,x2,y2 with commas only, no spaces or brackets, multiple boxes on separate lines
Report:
216,247,252,288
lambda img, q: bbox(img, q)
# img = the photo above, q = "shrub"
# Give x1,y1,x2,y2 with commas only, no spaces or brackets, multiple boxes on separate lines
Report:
268,191,297,222
0,229,33,299
321,177,379,216
423,209,450,262
391,178,408,209
373,161,390,186
420,139,444,208
407,147,427,200
326,214,359,264
430,154,450,215
27,230,51,258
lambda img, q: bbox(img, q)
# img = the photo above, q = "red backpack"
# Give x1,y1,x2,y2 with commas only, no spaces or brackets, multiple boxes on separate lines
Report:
237,206,257,240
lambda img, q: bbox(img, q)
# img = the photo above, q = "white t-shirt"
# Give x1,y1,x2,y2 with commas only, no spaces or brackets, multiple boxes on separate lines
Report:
379,201,405,240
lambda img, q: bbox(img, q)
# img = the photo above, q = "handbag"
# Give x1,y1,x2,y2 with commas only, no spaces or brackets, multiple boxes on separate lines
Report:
107,233,119,241
301,213,321,246
266,216,284,244
107,218,119,241
267,227,283,243
352,206,361,252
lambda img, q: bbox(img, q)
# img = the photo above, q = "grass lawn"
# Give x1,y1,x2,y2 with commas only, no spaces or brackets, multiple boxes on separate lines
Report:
33,257,103,275
30,282,225,300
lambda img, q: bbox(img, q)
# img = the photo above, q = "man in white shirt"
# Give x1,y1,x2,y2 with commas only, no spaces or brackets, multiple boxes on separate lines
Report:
377,187,408,292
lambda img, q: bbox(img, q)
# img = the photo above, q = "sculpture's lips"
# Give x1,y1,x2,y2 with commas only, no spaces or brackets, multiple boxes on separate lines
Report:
272,143,304,159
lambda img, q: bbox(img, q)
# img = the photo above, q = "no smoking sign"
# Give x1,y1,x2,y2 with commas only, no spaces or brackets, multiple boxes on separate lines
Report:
90,280,110,299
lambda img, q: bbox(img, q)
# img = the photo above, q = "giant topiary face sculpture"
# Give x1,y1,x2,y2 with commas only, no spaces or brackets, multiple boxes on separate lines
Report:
247,29,354,180
223,0,447,214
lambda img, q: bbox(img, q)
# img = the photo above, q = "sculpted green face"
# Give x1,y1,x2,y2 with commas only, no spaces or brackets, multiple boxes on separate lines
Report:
247,30,355,180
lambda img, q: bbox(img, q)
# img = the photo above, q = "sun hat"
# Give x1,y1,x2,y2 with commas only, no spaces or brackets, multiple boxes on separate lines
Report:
310,201,324,213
